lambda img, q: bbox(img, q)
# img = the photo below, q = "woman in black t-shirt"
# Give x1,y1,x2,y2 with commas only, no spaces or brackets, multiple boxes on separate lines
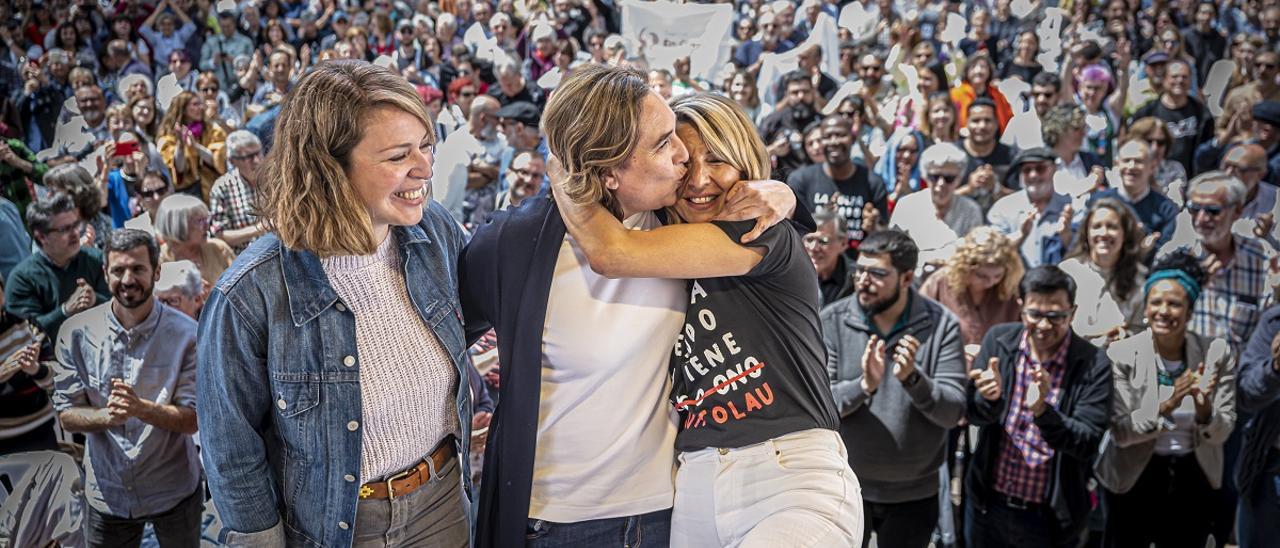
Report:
552,93,860,547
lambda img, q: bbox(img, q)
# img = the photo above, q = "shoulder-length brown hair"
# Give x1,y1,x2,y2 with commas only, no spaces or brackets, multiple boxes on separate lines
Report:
258,61,436,257
542,64,651,212
1066,197,1145,302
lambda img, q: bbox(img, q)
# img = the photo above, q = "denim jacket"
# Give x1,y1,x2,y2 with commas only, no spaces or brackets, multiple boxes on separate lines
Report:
197,202,474,547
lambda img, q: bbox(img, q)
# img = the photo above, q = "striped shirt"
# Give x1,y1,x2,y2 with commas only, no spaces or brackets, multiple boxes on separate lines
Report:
1190,236,1268,350
993,332,1069,503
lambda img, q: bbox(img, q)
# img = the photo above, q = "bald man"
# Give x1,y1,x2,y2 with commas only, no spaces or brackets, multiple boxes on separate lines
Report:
432,95,507,223
1223,143,1280,248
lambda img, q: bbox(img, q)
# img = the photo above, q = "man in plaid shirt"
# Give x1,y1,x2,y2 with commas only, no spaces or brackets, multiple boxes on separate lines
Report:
1173,171,1268,351
964,265,1113,548
208,130,268,253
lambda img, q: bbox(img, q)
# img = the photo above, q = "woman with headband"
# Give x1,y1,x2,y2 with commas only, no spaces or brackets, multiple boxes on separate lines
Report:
1093,250,1236,548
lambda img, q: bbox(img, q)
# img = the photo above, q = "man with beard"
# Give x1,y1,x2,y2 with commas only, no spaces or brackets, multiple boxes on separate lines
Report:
1227,51,1280,105
51,229,202,547
762,71,822,182
820,229,966,548
788,116,888,256
433,95,505,223
988,147,1074,268
51,85,110,160
1163,171,1267,350
964,265,1111,548
1002,72,1066,152
808,206,853,306
1131,59,1214,175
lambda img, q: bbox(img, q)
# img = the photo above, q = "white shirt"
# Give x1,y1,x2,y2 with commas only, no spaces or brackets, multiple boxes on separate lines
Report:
530,211,685,522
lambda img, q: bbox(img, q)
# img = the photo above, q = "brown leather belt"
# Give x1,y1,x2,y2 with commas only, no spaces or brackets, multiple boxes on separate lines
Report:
358,434,457,500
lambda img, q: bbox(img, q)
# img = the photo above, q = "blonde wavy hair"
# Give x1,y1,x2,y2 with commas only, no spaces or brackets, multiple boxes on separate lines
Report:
541,64,651,212
670,93,769,182
943,226,1023,302
258,61,436,257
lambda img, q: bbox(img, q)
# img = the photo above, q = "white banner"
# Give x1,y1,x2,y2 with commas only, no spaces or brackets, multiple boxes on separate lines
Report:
621,1,734,81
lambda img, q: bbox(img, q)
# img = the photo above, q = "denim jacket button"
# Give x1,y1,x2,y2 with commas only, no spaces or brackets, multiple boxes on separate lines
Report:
338,521,349,530
344,474,356,482
347,421,359,431
343,356,356,367
277,399,287,410
335,302,347,312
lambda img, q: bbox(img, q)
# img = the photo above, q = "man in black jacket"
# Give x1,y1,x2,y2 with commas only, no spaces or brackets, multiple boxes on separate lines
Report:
964,265,1112,548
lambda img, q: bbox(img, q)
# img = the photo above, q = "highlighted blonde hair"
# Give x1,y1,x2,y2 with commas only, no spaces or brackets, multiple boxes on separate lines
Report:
541,64,651,211
669,93,769,182
943,226,1024,302
258,61,436,256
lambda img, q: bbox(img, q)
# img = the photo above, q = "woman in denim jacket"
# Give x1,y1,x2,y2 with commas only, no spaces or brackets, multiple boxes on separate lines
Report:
196,61,474,548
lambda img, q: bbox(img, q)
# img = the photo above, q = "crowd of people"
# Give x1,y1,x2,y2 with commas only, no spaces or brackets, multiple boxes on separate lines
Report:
4,0,1280,546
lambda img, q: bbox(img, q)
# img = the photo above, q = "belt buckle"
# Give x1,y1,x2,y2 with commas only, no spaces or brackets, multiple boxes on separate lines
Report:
1006,495,1029,510
384,465,417,501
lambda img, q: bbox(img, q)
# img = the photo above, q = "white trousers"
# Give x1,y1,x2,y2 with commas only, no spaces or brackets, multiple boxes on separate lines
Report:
670,428,863,548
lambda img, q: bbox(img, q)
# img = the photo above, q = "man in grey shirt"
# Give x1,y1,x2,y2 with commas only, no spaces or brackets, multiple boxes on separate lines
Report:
821,229,967,548
52,229,202,548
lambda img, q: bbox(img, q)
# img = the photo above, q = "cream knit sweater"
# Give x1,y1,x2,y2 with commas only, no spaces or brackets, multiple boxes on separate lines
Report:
321,233,459,482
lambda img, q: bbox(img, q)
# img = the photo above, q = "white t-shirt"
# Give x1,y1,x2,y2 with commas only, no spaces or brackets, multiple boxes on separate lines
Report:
529,211,686,522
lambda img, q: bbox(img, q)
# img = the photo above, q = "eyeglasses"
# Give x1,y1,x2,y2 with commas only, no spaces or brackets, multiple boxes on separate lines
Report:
1188,204,1225,217
511,168,542,178
231,150,263,161
1258,62,1278,69
198,87,218,93
139,187,168,199
1023,308,1073,324
927,173,959,184
45,221,83,236
853,264,893,280
1223,162,1264,175
803,234,833,246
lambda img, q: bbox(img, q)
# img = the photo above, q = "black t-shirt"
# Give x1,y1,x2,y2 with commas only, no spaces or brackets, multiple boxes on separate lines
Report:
760,105,820,182
1131,98,1213,176
961,142,1016,189
787,163,888,251
670,220,840,451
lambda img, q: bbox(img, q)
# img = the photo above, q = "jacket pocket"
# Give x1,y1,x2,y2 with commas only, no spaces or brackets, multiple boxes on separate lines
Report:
271,374,321,461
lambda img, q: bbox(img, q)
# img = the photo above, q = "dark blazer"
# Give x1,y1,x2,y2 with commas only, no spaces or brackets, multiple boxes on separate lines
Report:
965,323,1113,534
459,194,815,547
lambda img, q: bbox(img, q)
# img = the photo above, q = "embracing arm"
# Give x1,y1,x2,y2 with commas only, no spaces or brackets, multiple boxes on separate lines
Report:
556,195,764,279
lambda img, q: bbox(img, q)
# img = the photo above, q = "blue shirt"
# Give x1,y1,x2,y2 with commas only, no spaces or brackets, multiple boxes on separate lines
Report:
105,170,133,229
52,301,201,518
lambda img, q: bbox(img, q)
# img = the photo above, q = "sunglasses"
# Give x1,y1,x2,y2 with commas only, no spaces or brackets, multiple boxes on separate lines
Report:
1187,204,1225,217
927,173,959,184
1023,308,1073,324
140,187,168,198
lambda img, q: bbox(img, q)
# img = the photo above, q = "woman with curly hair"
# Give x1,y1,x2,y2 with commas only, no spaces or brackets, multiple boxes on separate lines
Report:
1060,198,1147,346
919,226,1024,348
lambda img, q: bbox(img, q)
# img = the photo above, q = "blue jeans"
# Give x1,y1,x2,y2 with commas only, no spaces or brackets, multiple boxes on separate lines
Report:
525,508,671,547
1239,449,1280,548
963,493,1080,548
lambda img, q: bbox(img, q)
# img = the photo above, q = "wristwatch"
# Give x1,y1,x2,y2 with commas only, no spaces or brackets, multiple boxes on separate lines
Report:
903,369,922,387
